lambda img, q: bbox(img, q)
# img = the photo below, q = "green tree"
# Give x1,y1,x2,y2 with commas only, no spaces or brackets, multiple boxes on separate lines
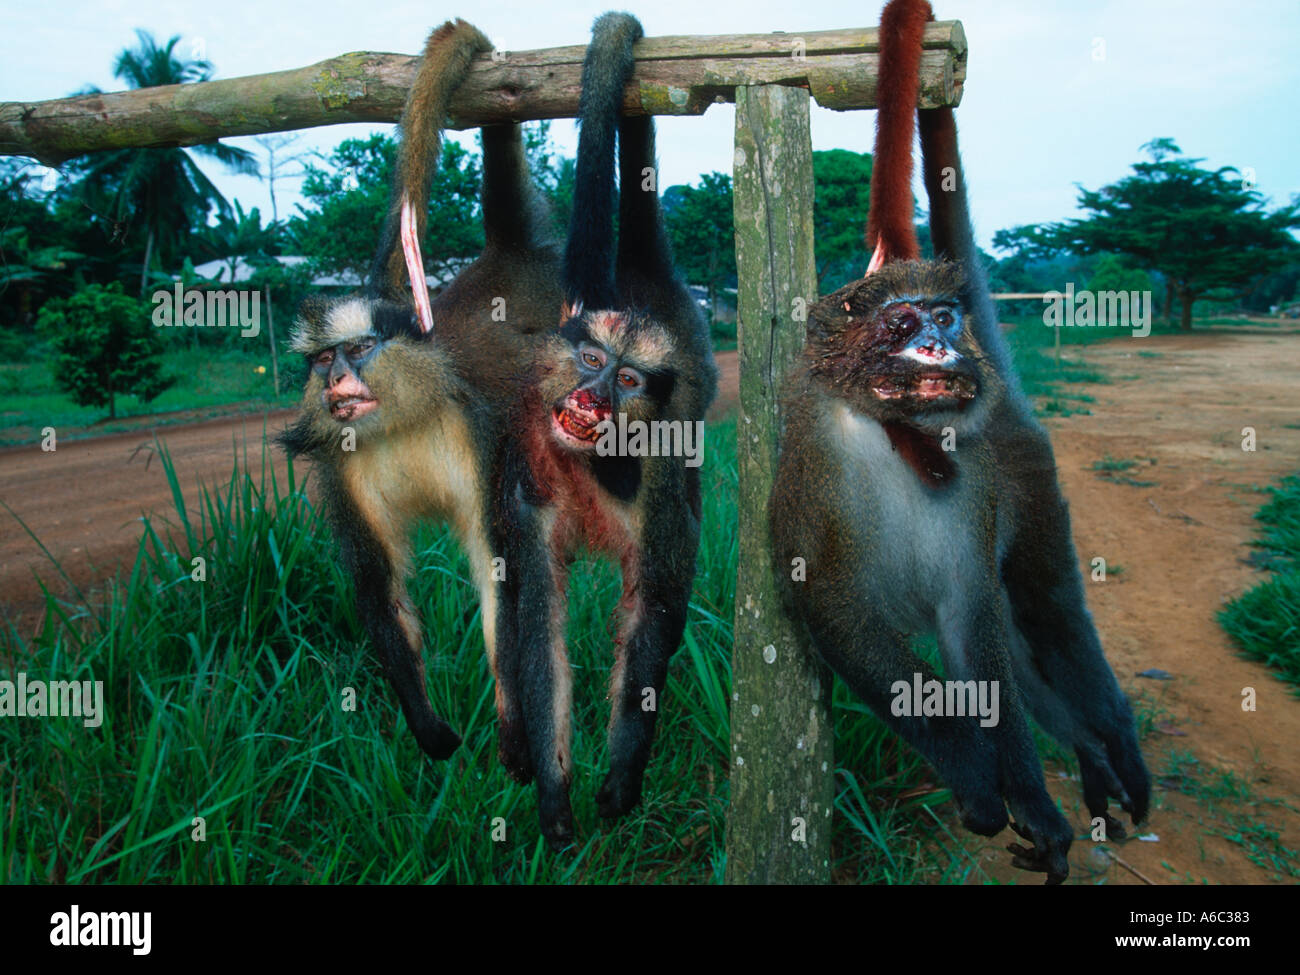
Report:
66,31,258,297
995,139,1300,330
291,133,482,286
36,282,173,419
195,201,281,281
0,160,84,327
664,172,734,322
1086,254,1154,297
812,149,873,291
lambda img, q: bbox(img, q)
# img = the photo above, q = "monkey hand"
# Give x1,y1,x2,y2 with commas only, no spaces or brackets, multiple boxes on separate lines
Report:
498,726,534,785
1005,818,1073,885
539,793,575,853
411,714,462,762
1076,724,1152,835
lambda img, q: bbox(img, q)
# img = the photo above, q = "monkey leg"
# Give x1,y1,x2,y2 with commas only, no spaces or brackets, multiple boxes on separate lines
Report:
352,560,461,761
598,470,699,819
512,510,576,851
597,569,689,819
937,588,1074,884
999,431,1152,831
479,548,532,784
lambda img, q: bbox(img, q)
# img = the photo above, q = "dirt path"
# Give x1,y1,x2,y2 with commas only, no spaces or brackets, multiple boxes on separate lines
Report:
965,330,1300,885
0,410,299,631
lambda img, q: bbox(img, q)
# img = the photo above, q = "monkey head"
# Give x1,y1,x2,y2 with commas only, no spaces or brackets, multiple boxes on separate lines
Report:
807,260,999,435
540,305,680,453
279,295,460,457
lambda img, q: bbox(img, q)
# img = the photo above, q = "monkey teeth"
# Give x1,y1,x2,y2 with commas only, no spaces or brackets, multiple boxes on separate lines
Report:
552,407,606,446
872,374,975,403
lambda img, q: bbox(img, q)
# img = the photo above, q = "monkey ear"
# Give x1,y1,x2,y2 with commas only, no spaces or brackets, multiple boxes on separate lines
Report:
400,193,435,334
560,299,583,324
865,239,887,277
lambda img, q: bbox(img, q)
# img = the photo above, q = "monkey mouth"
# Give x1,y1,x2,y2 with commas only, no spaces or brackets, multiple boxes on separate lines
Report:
872,372,976,404
551,406,608,447
328,396,378,421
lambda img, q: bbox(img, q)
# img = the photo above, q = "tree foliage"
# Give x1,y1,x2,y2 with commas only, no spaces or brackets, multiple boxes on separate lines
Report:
664,171,734,321
994,139,1300,329
36,282,173,419
812,149,873,291
64,31,258,297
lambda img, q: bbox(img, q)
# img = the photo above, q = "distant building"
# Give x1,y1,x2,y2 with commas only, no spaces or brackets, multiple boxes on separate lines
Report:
189,255,474,293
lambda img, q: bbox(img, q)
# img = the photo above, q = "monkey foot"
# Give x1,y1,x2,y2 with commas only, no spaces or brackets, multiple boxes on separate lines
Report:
1006,820,1071,885
595,769,643,819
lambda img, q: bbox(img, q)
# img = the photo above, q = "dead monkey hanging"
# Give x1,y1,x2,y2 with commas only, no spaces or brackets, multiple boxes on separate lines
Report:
496,11,717,850
769,0,1150,884
279,20,562,764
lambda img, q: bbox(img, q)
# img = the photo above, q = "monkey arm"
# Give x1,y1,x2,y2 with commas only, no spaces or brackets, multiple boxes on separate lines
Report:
501,481,576,851
994,420,1151,830
320,473,461,760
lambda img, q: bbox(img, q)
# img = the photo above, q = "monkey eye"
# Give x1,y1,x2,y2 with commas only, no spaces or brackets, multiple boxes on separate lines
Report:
933,308,955,328
579,345,606,370
346,339,376,359
616,368,643,389
314,349,335,367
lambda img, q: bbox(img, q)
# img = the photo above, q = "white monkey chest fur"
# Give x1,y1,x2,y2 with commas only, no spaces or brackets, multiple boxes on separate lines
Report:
828,402,985,631
343,415,484,561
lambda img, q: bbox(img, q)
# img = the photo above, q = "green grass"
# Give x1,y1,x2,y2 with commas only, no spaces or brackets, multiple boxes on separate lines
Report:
0,408,985,883
1092,456,1140,473
1000,312,1107,416
1090,456,1159,489
0,346,296,445
1219,473,1300,692
0,420,736,883
1158,751,1300,881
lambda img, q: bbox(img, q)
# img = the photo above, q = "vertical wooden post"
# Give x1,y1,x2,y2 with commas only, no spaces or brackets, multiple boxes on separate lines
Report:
725,84,834,885
265,285,281,397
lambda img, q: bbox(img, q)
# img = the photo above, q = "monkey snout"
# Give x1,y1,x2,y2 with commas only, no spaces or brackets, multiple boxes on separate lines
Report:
572,388,612,418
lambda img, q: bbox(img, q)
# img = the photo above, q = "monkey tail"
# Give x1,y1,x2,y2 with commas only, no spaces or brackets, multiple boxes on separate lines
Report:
617,111,673,275
563,11,644,308
369,19,493,302
864,0,932,268
916,8,1015,379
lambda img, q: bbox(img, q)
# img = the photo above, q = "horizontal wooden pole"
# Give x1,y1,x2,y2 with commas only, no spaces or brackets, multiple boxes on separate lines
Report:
0,22,965,165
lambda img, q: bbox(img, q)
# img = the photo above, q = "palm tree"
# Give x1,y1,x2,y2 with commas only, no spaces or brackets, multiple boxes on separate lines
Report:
69,30,259,295
196,201,282,281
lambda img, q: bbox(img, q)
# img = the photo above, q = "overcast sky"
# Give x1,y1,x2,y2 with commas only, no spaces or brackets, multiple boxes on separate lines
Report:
4,0,1297,250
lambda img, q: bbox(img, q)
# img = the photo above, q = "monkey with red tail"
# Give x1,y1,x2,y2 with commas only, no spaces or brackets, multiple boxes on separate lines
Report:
769,0,1150,883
